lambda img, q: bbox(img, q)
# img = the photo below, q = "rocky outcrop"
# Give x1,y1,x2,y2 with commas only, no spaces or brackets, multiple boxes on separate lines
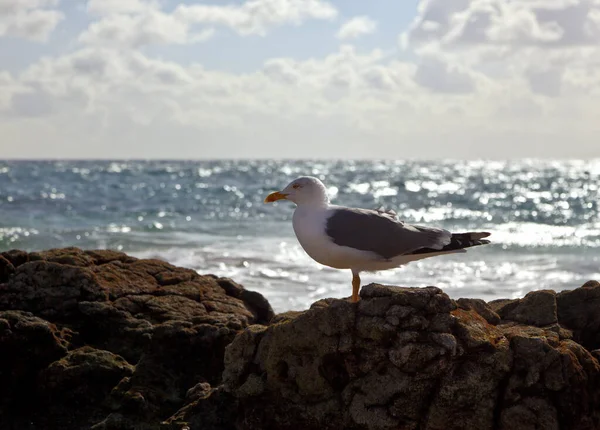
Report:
0,247,273,430
1,247,599,430
556,280,600,351
220,284,600,430
490,289,558,327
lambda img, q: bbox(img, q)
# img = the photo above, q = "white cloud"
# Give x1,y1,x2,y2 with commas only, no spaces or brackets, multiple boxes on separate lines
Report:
336,16,377,40
79,0,337,47
0,0,63,42
2,0,600,158
402,0,600,98
406,0,600,48
174,0,338,36
414,54,479,93
0,71,19,113
86,0,158,16
79,11,215,47
4,41,600,159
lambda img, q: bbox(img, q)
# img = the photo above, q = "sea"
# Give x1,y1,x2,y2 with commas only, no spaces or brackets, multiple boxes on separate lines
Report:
0,159,598,313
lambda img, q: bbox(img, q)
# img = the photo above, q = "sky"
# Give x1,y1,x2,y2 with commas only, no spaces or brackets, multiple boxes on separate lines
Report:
1,0,600,159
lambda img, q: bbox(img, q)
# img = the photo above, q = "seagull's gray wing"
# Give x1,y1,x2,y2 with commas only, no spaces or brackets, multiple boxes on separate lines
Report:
325,207,451,260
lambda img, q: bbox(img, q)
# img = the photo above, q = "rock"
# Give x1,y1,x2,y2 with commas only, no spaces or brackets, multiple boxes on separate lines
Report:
0,310,70,426
2,248,600,430
214,277,275,324
488,298,519,315
456,298,501,325
222,283,600,430
499,333,600,430
556,280,600,350
0,247,273,430
162,386,237,430
1,249,30,268
496,290,558,327
37,346,135,429
0,254,15,283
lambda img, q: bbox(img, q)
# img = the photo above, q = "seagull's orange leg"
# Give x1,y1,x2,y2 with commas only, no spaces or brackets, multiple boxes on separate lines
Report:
351,272,361,303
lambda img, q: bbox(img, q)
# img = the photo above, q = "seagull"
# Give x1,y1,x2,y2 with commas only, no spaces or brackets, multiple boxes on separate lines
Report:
264,176,491,303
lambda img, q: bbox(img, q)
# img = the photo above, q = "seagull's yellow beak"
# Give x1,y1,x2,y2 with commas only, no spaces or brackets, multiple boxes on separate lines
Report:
264,191,288,203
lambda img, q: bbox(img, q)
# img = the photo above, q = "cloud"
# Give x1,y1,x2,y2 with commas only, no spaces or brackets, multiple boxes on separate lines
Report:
336,16,377,40
86,0,158,16
10,90,54,117
0,71,20,113
6,41,600,159
401,0,600,98
0,46,432,157
414,54,478,93
2,1,600,158
0,0,64,42
405,0,600,48
525,67,564,97
80,0,338,47
174,0,338,36
79,11,215,47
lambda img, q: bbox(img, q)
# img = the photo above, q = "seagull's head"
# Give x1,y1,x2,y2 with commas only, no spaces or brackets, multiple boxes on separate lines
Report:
264,176,329,206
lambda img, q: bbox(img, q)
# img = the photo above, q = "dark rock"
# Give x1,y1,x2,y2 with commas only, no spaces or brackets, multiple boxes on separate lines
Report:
0,310,70,426
37,346,135,428
0,247,272,430
1,249,30,268
223,284,600,430
216,277,274,324
498,332,600,430
557,280,600,350
496,290,558,327
162,386,237,430
456,298,501,325
2,248,600,430
488,298,519,315
0,254,15,283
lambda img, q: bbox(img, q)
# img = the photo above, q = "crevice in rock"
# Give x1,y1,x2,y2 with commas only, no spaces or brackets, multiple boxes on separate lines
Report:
492,367,513,430
417,375,443,430
319,353,350,391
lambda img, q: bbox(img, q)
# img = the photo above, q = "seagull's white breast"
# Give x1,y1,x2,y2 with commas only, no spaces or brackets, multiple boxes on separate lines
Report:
292,206,382,270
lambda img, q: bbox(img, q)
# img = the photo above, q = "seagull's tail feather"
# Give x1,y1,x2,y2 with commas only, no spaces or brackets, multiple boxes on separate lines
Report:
409,232,491,255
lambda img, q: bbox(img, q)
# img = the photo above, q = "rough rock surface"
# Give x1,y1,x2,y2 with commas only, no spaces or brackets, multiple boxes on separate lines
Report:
222,284,600,430
556,280,600,350
2,247,599,430
0,247,273,430
490,289,558,327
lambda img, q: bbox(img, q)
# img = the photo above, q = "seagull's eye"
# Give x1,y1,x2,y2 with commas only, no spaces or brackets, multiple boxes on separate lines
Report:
292,184,301,189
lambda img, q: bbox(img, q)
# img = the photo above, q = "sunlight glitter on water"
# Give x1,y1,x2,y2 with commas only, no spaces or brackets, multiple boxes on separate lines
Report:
1,159,599,312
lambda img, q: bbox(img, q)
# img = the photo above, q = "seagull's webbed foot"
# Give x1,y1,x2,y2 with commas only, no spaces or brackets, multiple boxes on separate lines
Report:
351,272,361,303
